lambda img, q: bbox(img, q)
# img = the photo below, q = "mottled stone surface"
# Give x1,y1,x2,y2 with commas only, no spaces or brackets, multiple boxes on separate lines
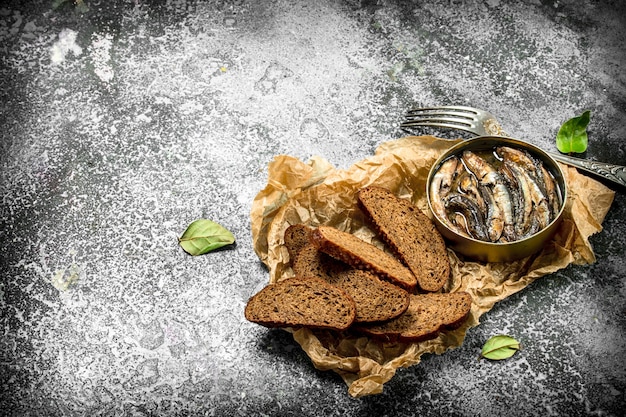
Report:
1,0,624,415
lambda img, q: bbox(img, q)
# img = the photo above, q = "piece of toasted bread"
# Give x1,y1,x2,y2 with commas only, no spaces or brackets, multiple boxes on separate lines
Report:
358,186,450,292
292,243,410,323
311,226,417,291
355,292,472,342
284,224,314,261
244,277,356,331
292,243,348,279
330,269,410,323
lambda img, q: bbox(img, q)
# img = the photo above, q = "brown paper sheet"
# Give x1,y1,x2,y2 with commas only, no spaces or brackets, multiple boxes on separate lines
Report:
249,136,615,398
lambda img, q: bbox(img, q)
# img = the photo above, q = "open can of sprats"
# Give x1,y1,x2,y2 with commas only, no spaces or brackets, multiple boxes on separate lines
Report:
427,136,567,263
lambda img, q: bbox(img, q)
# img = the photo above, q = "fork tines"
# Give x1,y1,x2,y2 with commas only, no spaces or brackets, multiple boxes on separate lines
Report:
402,106,480,130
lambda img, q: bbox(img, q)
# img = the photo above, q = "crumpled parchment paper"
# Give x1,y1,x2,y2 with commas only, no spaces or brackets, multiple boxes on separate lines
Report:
250,136,615,398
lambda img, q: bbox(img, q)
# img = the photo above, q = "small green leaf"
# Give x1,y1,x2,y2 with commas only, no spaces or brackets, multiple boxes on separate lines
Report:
480,335,521,360
178,219,235,256
556,110,591,154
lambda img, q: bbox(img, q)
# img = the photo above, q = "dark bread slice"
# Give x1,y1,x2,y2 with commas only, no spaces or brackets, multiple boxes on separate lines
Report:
330,269,410,323
355,292,472,342
293,244,410,323
292,243,348,281
244,277,356,331
311,226,417,291
358,186,450,292
284,224,314,261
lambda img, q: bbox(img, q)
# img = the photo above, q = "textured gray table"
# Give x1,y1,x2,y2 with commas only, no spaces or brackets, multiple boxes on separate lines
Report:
1,0,624,415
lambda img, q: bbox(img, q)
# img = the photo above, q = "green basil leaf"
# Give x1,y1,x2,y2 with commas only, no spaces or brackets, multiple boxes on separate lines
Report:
480,335,521,360
178,219,235,256
556,110,591,154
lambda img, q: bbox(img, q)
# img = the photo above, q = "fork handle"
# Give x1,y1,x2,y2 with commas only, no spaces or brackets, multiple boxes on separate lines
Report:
548,151,626,188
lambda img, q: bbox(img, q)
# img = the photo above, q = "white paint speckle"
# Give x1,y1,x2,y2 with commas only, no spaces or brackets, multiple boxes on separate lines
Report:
89,32,115,83
180,100,203,114
50,28,82,65
135,113,152,123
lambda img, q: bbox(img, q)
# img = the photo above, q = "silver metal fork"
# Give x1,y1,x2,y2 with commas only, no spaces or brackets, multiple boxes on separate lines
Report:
401,105,626,187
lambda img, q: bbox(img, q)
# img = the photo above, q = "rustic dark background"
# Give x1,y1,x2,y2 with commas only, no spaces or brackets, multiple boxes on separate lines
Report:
1,0,624,415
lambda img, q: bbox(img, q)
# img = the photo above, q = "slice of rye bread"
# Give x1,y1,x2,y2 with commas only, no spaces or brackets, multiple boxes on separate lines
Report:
293,243,410,323
331,269,410,323
244,277,356,331
355,292,472,342
358,186,450,292
283,224,314,261
311,226,417,291
292,243,349,280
